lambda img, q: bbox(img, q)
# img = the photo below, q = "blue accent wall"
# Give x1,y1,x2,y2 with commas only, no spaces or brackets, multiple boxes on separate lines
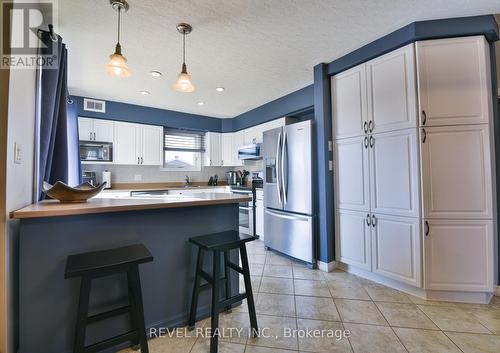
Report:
327,15,499,76
73,96,223,132
229,85,314,132
313,64,334,263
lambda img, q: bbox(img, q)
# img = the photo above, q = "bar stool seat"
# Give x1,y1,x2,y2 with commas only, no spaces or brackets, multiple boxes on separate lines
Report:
188,231,258,353
65,244,153,353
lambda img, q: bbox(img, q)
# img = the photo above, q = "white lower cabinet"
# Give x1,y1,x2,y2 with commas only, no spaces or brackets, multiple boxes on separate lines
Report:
423,219,494,292
336,209,371,271
256,199,264,239
371,214,421,287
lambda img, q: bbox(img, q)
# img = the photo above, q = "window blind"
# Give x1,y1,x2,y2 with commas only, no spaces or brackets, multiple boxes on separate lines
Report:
163,128,205,152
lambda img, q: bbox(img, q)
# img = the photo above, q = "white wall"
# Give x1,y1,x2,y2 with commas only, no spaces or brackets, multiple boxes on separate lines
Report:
2,3,39,352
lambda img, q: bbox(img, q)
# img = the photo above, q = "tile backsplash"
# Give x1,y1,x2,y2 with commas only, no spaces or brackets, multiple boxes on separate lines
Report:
84,160,263,185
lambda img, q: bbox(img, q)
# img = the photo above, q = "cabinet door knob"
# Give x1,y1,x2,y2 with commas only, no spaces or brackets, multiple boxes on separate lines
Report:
137,157,140,164
141,157,143,164
421,110,427,125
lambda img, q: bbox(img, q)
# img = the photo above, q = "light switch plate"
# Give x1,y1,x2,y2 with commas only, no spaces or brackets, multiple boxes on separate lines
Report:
329,160,333,171
328,140,333,151
14,142,22,164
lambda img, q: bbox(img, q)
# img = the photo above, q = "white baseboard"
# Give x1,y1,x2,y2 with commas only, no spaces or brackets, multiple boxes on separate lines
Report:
495,286,500,297
317,260,338,272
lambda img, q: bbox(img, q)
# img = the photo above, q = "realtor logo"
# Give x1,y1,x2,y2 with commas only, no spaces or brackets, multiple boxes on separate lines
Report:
1,0,58,69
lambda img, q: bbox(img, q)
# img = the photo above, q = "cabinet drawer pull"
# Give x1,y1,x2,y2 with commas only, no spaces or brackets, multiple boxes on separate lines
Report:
422,128,427,143
421,110,427,125
425,221,429,236
363,121,368,133
364,136,368,149
366,214,370,226
369,136,374,148
371,215,376,227
137,157,140,164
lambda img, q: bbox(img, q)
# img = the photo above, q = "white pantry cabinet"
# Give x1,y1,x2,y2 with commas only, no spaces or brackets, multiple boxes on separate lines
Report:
204,132,222,167
416,36,491,127
113,121,162,166
78,117,114,142
336,209,372,271
366,43,417,133
369,129,420,218
332,65,368,139
371,214,421,286
423,219,493,291
420,125,492,219
335,135,370,212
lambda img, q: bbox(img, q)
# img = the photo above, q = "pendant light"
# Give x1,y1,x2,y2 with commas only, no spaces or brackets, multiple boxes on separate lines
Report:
173,23,195,92
105,0,131,78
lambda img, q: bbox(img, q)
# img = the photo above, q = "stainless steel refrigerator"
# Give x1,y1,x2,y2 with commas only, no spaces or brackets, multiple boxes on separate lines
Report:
263,120,315,265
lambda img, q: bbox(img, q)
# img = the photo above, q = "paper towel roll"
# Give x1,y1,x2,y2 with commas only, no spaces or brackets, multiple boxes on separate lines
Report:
102,170,112,189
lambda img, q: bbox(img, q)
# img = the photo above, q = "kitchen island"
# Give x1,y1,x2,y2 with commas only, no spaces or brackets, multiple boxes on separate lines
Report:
12,192,251,353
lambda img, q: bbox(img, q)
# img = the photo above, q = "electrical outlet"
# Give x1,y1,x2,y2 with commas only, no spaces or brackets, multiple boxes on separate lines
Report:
14,142,22,164
329,160,334,171
134,174,142,181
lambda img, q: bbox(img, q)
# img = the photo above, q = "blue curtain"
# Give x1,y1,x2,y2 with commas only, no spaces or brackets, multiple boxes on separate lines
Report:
38,32,81,200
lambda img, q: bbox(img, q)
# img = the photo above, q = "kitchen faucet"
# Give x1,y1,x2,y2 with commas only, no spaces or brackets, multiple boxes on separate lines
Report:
185,175,192,187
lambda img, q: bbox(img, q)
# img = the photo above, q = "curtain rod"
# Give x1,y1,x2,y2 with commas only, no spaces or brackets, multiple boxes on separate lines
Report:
37,24,58,42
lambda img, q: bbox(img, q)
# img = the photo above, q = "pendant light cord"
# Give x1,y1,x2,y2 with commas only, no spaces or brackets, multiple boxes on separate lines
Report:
117,6,121,44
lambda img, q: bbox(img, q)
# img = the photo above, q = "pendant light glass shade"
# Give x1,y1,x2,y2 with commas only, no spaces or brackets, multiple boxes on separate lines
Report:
173,64,195,92
173,23,195,93
106,1,130,78
106,44,131,78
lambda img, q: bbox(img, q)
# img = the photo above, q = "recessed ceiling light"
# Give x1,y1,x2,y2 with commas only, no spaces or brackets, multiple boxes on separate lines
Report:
197,102,205,106
140,90,150,95
215,87,225,92
150,71,162,77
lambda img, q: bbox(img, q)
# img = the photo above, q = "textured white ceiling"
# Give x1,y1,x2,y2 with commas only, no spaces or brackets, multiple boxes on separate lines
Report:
60,0,500,118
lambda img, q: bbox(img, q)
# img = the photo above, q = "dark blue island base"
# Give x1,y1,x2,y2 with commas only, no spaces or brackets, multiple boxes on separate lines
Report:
18,204,240,353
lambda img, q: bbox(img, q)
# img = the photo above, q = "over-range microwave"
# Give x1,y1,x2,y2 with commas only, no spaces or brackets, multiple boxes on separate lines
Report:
79,141,113,162
238,143,262,160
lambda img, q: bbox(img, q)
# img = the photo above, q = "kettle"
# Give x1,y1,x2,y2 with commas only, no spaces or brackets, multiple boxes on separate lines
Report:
226,171,237,185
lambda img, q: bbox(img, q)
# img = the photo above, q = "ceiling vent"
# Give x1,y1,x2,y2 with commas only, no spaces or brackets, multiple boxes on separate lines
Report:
83,98,106,113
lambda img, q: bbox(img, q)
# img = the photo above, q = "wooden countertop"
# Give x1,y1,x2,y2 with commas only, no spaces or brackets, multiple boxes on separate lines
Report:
11,193,251,219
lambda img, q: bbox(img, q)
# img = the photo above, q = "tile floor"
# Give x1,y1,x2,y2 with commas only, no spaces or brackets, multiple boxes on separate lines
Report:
121,240,500,353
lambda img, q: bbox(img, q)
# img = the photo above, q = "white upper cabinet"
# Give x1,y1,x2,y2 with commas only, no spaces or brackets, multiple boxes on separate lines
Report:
332,65,368,139
78,117,114,142
114,121,162,166
367,43,417,133
423,219,494,292
93,119,114,142
336,209,372,271
243,126,260,145
370,129,419,218
416,36,492,126
420,125,492,219
335,135,370,212
114,122,139,165
371,214,421,287
232,130,244,166
221,133,233,166
78,117,93,141
141,125,162,165
204,132,222,167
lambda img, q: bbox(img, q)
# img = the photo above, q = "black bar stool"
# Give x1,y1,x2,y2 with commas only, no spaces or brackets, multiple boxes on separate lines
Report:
65,244,153,353
188,231,258,353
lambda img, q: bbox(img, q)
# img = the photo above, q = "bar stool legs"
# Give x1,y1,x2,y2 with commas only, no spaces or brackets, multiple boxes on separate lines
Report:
210,250,221,353
240,245,258,334
128,267,149,353
74,277,91,353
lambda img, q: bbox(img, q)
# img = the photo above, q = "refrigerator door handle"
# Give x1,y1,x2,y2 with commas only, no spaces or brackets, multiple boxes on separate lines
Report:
282,130,288,205
276,131,282,204
265,208,309,221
